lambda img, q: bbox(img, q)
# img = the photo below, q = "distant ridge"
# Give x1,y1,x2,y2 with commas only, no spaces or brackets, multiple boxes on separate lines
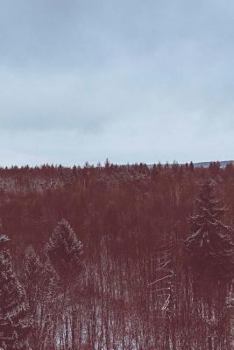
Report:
148,160,234,169
193,160,234,168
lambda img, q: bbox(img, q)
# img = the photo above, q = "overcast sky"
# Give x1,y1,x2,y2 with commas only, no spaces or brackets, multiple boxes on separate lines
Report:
0,0,234,166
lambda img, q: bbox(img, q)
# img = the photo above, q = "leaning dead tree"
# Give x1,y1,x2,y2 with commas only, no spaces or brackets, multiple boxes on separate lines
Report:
148,236,179,349
226,284,234,349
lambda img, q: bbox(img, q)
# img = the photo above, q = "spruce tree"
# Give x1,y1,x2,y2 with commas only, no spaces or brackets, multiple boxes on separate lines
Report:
46,219,83,285
23,246,58,349
185,180,234,349
23,246,44,312
0,234,30,350
45,220,83,350
23,246,57,309
185,179,234,282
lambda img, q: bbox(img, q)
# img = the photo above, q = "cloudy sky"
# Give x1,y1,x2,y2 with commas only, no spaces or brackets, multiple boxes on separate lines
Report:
0,0,234,166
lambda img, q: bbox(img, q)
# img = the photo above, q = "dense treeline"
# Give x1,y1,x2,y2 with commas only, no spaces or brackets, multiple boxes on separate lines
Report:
0,162,234,349
1,161,234,252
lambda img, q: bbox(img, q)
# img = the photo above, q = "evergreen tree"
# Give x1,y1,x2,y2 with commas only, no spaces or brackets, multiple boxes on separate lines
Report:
23,246,44,312
0,234,30,350
185,179,234,282
46,219,83,285
45,220,83,350
23,246,57,309
185,180,234,349
23,246,58,350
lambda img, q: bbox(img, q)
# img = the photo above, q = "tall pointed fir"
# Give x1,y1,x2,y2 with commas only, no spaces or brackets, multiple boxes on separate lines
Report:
185,179,234,349
23,246,58,349
23,246,44,314
46,219,83,286
185,179,234,283
0,234,31,350
46,220,83,350
23,246,57,312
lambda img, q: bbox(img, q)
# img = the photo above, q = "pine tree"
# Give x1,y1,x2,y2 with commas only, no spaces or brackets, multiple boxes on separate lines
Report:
45,220,83,350
0,235,31,350
46,219,83,285
23,246,58,349
185,180,234,349
185,179,234,282
23,246,44,312
23,246,57,309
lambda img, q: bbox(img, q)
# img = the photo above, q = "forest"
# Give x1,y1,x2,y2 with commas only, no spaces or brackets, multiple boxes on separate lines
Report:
0,161,234,350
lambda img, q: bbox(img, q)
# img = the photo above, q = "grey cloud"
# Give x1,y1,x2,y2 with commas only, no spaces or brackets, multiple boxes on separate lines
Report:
0,0,234,165
0,69,111,132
